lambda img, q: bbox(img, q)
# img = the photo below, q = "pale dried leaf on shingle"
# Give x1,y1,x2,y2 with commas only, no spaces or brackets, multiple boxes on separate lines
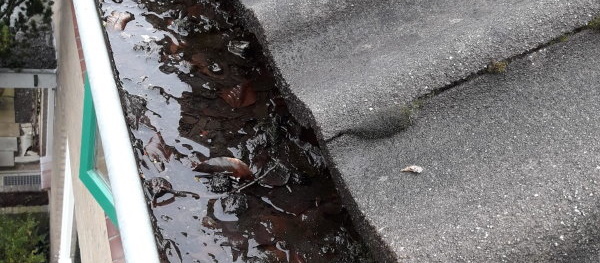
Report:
401,165,423,174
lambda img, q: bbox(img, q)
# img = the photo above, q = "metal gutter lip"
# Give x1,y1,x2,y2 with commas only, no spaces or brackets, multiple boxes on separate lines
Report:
0,68,57,73
71,0,160,262
0,69,57,88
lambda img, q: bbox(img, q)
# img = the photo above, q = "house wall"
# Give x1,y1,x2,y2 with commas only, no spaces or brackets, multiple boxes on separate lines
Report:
50,0,112,262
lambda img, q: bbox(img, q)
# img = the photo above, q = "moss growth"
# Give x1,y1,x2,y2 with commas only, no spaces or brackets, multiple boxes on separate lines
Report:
558,35,569,42
548,33,571,45
487,60,508,74
556,34,569,43
587,15,600,30
0,23,11,55
398,97,426,126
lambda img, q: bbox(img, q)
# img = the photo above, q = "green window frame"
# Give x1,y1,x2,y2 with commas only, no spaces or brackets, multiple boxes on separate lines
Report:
79,74,118,226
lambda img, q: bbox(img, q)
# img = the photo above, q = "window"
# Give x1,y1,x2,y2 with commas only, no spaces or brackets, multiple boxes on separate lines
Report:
79,74,117,226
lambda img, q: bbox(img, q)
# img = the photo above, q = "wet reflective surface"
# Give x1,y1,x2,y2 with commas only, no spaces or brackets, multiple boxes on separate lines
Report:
100,0,373,262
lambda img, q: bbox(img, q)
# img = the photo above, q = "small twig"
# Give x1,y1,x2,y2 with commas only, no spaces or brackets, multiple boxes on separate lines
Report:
174,190,201,199
234,166,276,193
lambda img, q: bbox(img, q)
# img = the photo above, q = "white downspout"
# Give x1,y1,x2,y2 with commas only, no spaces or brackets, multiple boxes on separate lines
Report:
58,143,74,263
41,86,55,190
71,0,160,262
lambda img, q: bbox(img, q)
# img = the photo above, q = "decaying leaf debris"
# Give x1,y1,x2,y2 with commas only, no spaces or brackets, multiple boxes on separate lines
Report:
401,165,423,174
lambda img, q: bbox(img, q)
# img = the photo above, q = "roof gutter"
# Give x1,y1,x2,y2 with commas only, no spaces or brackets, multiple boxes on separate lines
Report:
71,0,160,262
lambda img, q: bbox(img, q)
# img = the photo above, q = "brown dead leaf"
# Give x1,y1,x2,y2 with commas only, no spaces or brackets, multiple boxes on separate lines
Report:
186,5,203,17
106,11,134,31
200,108,246,119
401,165,423,174
219,82,256,108
194,157,253,180
144,133,173,162
169,43,179,54
261,244,288,262
291,251,307,263
190,53,209,68
190,53,227,79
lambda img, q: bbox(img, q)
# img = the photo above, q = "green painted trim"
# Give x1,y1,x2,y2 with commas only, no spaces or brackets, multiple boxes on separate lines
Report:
81,170,117,225
79,73,118,227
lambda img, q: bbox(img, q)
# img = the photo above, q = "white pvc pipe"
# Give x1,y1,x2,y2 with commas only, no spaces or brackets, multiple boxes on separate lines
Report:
58,143,74,263
71,1,160,262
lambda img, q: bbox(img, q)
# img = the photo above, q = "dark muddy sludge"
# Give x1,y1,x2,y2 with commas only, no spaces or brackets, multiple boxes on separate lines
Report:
101,0,374,262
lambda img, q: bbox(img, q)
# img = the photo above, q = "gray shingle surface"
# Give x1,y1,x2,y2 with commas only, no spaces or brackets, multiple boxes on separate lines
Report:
235,1,600,261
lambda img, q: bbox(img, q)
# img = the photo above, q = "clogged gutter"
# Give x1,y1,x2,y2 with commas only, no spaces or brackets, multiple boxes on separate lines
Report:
100,0,373,262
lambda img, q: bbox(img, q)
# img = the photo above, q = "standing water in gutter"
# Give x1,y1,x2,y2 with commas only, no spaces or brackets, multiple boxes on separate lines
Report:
101,0,373,262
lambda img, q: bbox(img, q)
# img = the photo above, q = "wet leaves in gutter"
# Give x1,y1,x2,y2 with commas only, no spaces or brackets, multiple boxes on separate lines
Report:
194,157,253,181
101,0,374,262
